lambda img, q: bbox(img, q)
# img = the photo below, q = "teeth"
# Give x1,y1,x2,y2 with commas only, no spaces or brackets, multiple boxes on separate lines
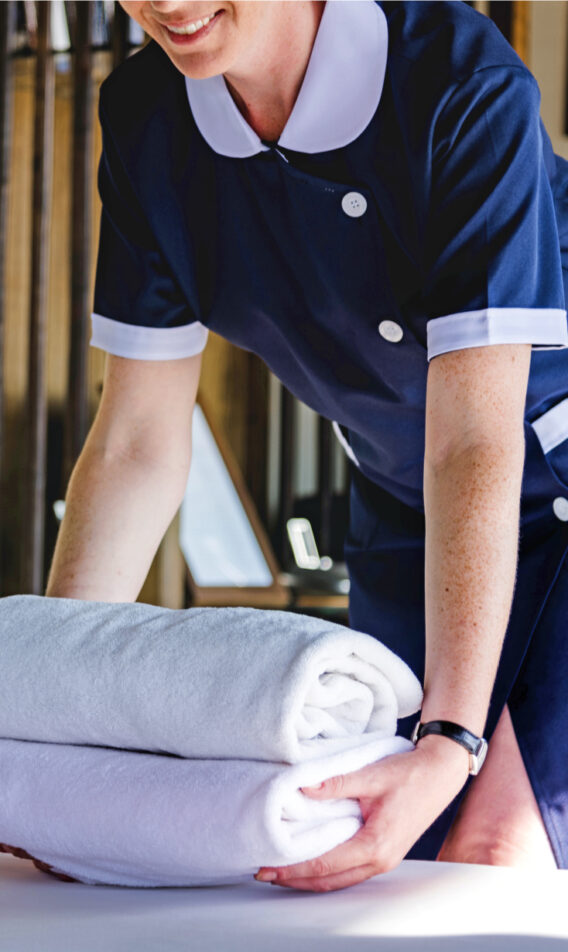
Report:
167,13,216,35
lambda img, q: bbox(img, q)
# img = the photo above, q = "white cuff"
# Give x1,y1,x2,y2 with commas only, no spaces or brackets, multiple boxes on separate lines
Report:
427,308,568,361
531,397,568,455
90,313,208,360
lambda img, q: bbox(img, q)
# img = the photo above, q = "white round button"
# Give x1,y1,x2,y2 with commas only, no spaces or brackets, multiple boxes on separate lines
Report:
341,191,367,218
378,319,404,343
552,496,568,521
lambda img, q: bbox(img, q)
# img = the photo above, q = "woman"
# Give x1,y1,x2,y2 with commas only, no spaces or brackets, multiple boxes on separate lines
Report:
47,1,568,889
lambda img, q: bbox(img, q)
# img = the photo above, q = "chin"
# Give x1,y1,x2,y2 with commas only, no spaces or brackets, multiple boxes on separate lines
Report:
172,57,227,79
158,42,233,79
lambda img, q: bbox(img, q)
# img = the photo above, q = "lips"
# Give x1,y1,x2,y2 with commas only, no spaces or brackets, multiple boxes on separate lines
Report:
161,9,223,44
166,11,217,34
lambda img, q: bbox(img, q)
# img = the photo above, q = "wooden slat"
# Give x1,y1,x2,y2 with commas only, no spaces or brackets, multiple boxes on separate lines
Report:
511,1,530,66
64,0,77,50
475,1,529,64
244,352,269,524
317,415,333,557
154,513,185,609
488,2,513,43
277,386,295,565
112,1,130,69
64,0,94,484
22,1,55,593
294,592,348,611
0,2,15,539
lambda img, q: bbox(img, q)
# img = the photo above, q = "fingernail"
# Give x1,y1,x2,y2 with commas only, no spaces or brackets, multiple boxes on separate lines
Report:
255,870,278,882
301,782,324,792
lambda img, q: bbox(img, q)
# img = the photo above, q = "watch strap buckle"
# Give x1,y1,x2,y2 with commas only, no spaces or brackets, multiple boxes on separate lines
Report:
412,719,488,776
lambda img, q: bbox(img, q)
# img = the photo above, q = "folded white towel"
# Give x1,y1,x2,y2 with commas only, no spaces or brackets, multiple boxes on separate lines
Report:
0,735,413,887
0,596,422,763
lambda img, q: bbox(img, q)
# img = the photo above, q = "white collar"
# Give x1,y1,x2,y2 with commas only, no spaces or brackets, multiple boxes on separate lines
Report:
184,1,388,158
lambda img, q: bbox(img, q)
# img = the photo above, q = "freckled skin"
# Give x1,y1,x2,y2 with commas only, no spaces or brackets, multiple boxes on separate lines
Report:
420,345,558,867
423,346,530,730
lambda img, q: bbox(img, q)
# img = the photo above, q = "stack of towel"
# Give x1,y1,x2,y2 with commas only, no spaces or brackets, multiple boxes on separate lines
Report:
0,595,422,887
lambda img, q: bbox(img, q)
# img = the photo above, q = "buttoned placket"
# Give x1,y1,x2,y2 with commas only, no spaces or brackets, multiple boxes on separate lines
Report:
252,146,416,476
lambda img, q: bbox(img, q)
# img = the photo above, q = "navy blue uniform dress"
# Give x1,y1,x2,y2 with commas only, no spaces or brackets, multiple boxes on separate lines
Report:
90,1,568,864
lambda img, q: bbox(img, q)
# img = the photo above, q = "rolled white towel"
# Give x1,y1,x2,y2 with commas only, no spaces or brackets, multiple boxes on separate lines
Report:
0,735,412,887
0,596,421,763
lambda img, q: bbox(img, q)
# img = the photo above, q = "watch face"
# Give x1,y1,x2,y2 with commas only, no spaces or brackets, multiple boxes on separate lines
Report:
471,738,489,775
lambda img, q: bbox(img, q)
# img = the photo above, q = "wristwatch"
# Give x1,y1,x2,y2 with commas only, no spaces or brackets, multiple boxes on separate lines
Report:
411,719,489,776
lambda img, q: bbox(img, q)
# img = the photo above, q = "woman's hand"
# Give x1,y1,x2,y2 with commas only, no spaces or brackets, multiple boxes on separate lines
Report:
255,736,470,892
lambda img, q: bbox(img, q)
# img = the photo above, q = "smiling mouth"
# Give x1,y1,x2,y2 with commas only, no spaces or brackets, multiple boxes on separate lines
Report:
164,10,221,37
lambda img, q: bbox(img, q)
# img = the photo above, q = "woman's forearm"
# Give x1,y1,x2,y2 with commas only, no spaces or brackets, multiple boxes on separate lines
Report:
46,437,190,602
46,353,201,603
422,436,525,736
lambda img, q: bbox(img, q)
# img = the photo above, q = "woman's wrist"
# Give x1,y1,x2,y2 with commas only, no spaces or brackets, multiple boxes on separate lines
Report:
414,731,472,782
420,688,489,739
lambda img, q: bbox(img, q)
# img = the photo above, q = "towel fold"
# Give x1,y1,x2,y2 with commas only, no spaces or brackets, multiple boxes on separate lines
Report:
0,735,413,887
0,596,422,762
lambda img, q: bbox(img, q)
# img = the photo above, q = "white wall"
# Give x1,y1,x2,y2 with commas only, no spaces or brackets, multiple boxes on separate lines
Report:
530,0,568,158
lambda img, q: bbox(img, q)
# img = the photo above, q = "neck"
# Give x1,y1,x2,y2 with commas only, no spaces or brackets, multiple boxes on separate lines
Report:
223,1,325,143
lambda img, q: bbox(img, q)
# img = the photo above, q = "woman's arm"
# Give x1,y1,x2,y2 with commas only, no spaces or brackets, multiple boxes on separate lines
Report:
46,352,202,602
421,342,531,733
256,341,532,891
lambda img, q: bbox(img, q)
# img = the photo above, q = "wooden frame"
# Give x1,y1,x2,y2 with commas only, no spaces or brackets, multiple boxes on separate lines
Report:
23,2,54,593
480,2,530,65
179,396,289,609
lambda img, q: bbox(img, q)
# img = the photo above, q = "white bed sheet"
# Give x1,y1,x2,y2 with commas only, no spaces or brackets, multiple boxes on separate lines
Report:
1,854,567,952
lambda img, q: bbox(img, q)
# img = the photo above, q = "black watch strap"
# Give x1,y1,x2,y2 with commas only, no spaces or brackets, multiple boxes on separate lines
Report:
411,719,488,775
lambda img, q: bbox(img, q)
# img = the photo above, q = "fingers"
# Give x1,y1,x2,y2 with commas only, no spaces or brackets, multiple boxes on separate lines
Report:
301,760,388,800
256,829,375,885
254,748,442,894
268,864,378,893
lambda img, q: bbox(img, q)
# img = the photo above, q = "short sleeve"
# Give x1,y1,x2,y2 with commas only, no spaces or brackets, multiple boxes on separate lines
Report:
90,97,208,361
422,66,568,362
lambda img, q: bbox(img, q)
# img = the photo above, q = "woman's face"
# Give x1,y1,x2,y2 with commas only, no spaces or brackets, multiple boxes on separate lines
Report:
119,1,276,78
